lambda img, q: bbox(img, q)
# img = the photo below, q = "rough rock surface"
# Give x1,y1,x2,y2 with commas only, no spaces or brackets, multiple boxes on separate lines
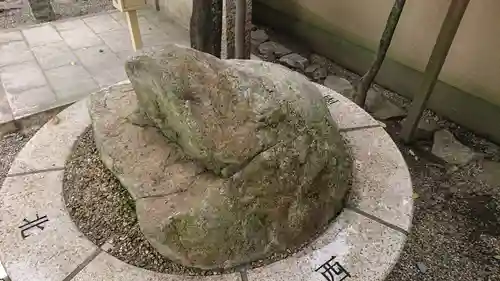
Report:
88,83,204,200
90,44,352,270
125,45,339,178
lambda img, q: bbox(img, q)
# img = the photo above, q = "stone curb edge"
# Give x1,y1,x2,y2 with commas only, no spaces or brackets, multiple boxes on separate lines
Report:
0,80,413,281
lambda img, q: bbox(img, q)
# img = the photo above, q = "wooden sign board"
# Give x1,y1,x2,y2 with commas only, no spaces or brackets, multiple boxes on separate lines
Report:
113,0,146,12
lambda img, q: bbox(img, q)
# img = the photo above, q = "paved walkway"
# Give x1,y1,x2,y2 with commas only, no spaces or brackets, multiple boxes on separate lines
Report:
0,9,189,125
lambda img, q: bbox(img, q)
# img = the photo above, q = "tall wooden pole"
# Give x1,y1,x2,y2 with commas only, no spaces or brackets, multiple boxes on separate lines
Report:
401,0,470,143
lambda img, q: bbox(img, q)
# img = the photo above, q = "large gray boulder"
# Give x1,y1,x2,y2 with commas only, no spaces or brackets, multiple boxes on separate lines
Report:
91,44,352,270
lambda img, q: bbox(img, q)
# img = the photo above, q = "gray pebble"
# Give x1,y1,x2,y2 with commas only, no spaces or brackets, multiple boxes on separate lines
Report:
416,262,428,274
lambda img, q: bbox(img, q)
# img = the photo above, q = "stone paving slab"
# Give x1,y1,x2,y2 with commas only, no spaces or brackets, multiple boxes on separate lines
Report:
72,252,240,281
342,127,413,231
7,85,57,119
316,84,381,131
22,24,63,47
31,41,78,70
45,64,99,103
136,17,163,35
0,31,23,44
52,18,90,32
83,13,123,34
98,29,137,53
74,45,127,88
0,170,98,281
0,40,34,67
8,100,90,174
0,9,190,126
247,209,406,281
0,61,48,93
57,19,105,50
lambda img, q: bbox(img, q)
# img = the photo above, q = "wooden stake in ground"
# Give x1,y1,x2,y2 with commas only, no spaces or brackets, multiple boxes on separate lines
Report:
401,0,470,143
125,10,143,51
190,0,223,58
354,0,406,107
112,0,146,51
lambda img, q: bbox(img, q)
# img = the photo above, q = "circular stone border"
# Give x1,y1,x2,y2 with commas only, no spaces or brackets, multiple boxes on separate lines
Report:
0,80,413,281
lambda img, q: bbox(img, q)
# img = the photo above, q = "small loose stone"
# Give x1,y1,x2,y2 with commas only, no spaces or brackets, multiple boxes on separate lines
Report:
258,41,291,57
305,64,327,80
251,29,269,46
416,262,428,273
278,53,309,71
324,75,353,96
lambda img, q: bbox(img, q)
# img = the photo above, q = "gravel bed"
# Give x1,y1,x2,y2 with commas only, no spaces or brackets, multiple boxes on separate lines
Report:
384,126,500,281
63,126,325,275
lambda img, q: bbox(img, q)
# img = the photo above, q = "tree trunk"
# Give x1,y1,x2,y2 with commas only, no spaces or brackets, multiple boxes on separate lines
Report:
190,0,223,58
354,0,406,107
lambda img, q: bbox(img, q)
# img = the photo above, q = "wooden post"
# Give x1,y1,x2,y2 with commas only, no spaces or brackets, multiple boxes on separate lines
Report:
401,0,470,143
125,10,143,51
